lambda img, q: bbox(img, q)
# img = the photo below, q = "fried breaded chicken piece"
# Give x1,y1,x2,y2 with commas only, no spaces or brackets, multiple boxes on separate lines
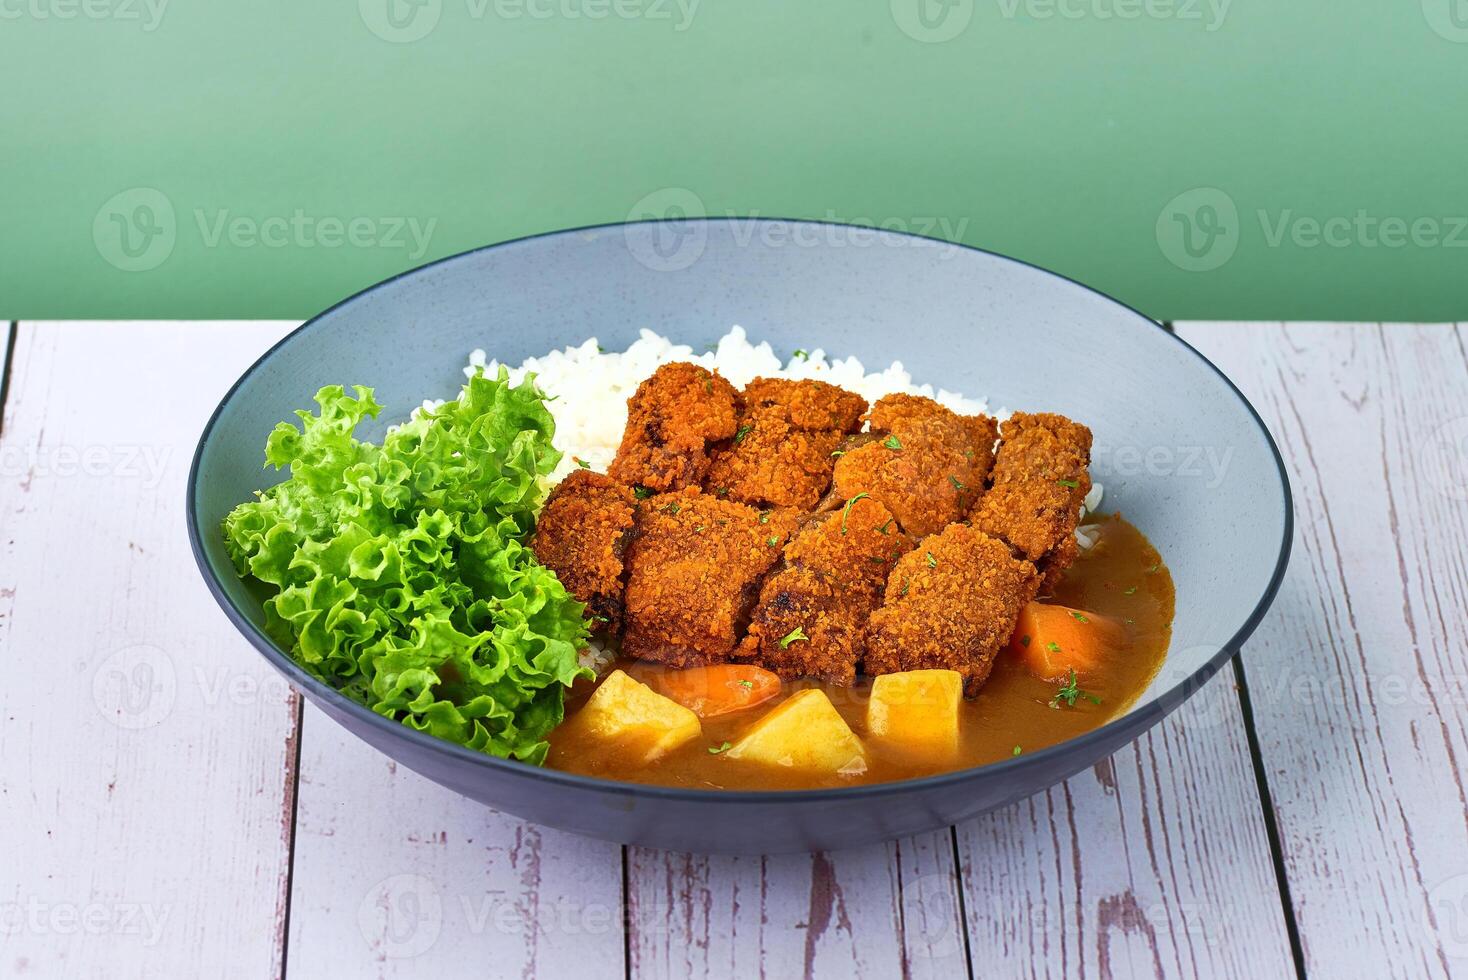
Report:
608,363,741,492
704,378,867,510
739,497,915,684
783,499,913,595
736,567,870,685
1038,532,1079,596
529,470,637,636
865,524,1040,695
742,377,867,432
828,394,998,538
970,411,1092,586
622,488,801,667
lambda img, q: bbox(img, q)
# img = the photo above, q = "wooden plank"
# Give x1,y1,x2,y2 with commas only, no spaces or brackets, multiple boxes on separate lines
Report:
0,322,299,978
286,705,627,977
955,669,1297,978
1177,322,1468,979
626,830,967,980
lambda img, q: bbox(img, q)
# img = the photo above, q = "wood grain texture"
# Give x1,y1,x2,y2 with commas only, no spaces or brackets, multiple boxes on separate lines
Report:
286,703,626,979
955,670,1296,979
626,831,968,980
0,322,299,978
1178,322,1468,979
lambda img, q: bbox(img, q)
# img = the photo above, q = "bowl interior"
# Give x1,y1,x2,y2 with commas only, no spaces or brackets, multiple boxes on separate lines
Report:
192,220,1287,761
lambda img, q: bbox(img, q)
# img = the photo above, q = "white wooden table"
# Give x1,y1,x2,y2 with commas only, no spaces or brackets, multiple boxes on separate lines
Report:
2,321,1465,980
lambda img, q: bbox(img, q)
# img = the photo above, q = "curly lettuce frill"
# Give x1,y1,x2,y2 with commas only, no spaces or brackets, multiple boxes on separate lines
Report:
222,371,590,765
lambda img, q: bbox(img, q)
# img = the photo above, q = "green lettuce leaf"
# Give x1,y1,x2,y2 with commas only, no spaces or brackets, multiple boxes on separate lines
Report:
223,370,590,764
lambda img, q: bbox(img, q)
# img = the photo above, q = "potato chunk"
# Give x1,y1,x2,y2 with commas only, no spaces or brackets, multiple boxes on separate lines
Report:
725,690,867,775
866,670,963,761
570,669,702,763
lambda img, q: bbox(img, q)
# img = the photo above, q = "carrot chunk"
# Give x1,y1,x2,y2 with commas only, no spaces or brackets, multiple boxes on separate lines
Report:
642,665,782,718
1008,603,1124,680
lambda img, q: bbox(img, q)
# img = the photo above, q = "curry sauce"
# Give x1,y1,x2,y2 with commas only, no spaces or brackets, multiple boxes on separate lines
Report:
547,513,1173,790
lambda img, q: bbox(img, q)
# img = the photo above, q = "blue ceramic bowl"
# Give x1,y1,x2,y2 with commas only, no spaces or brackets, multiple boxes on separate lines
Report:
188,219,1291,854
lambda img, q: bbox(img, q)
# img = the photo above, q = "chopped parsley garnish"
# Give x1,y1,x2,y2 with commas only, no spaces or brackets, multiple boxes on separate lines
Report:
877,518,894,535
1012,745,1023,757
758,511,770,524
573,456,591,469
1045,640,1061,653
663,501,680,515
830,449,846,458
1020,635,1031,648
883,434,902,450
633,486,653,500
840,492,870,534
1124,586,1137,595
715,486,728,498
734,424,752,444
1068,611,1089,623
768,535,780,547
792,349,809,360
694,524,706,533
1057,478,1080,489
949,474,966,492
926,552,937,568
778,627,809,649
738,679,753,689
1147,563,1160,573
708,741,732,755
1049,668,1102,709
900,578,910,596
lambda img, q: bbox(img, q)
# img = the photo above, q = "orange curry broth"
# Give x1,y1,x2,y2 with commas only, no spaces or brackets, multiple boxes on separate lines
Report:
547,514,1173,790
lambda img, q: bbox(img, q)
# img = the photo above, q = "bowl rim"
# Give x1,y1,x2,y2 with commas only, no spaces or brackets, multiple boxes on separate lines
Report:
186,216,1294,804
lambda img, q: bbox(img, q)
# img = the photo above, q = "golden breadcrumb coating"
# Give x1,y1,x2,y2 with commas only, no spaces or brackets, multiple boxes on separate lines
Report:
783,498,914,596
1038,531,1080,595
736,567,870,685
621,488,801,667
742,377,867,433
828,393,997,538
970,411,1092,573
739,497,915,683
529,470,638,636
704,377,867,510
865,524,1040,694
608,362,740,492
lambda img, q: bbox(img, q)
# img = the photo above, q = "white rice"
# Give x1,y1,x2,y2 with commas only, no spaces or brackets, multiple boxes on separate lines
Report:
442,325,1102,670
458,325,994,485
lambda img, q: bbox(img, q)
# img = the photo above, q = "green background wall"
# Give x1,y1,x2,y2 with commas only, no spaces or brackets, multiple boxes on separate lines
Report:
2,1,1465,321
